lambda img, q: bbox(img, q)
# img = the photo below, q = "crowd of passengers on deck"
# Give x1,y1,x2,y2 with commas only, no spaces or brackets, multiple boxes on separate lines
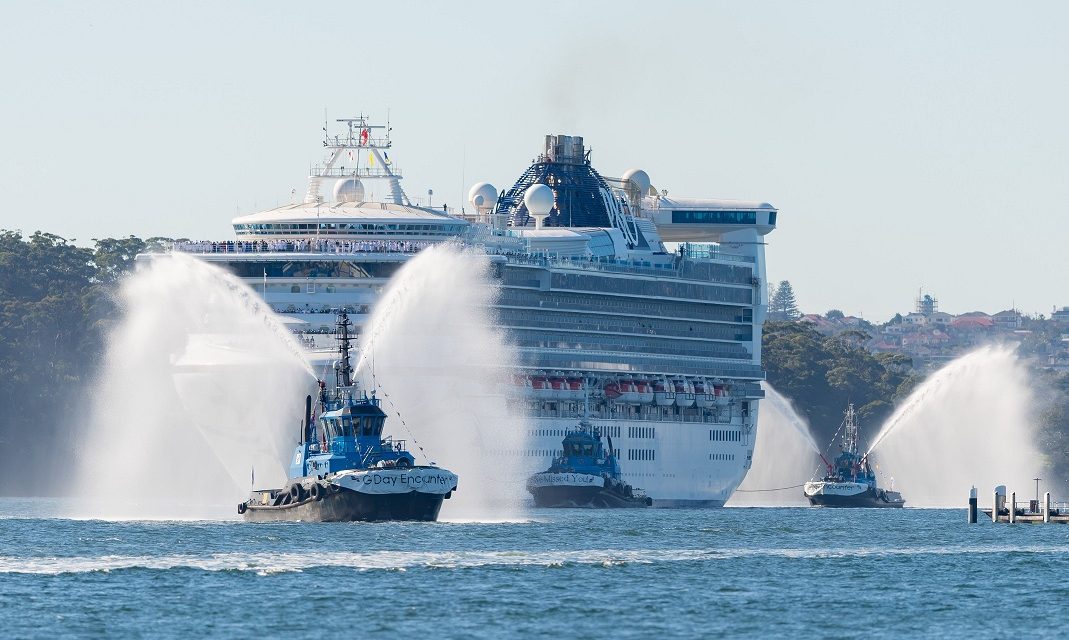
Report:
171,239,437,254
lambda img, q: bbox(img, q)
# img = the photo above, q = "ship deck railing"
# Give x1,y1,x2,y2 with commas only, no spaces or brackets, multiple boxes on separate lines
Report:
168,239,437,256
503,253,754,280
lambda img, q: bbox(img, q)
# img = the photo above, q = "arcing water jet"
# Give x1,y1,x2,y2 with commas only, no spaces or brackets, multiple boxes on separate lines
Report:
865,345,1040,507
728,384,822,507
73,254,317,519
354,243,532,519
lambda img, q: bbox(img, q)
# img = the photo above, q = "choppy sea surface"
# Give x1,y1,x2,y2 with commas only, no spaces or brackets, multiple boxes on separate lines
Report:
2,499,1067,638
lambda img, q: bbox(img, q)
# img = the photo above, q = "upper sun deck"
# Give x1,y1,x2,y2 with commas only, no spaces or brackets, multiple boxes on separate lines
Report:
231,201,468,239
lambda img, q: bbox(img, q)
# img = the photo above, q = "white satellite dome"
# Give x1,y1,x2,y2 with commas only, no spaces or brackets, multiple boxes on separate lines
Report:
333,177,365,203
524,184,555,216
468,182,498,210
524,184,555,230
621,168,651,196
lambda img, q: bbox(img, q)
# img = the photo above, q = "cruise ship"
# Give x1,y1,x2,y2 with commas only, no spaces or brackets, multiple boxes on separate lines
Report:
166,116,778,507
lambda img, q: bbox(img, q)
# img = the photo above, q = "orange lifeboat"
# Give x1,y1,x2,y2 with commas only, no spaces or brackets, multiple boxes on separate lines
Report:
672,378,695,408
562,377,585,401
531,376,555,401
693,378,715,409
633,380,654,404
603,381,622,399
652,378,674,406
617,379,642,404
712,383,731,407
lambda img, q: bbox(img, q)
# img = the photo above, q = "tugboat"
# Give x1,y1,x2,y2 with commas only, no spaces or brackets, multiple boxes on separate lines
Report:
803,404,905,508
239,313,459,522
526,410,652,508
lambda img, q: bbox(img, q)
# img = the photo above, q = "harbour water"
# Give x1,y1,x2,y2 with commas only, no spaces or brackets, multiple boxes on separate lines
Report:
3,499,1066,638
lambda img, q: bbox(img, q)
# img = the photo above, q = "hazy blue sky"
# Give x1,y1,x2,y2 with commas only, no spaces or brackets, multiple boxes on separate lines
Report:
2,1,1066,320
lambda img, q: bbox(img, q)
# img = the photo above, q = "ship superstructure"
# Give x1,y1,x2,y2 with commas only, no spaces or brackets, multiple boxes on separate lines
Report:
156,116,778,507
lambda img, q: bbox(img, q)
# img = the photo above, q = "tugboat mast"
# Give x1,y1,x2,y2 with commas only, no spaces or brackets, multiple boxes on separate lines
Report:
842,403,859,457
336,311,354,389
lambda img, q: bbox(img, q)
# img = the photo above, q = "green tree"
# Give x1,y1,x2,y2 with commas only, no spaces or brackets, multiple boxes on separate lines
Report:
769,280,801,321
825,309,845,320
0,230,156,495
762,321,918,449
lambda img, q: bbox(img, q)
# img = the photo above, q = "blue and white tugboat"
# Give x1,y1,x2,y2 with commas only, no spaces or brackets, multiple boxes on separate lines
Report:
526,413,652,508
803,404,904,508
239,313,459,522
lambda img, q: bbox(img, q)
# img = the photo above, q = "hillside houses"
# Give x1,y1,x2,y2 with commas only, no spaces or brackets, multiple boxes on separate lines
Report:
795,292,1069,370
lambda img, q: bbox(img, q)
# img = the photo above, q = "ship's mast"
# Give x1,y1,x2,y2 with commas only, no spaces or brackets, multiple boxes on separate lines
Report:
305,115,409,206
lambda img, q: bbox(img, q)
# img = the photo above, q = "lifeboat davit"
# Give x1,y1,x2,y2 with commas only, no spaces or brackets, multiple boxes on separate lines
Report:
604,381,622,400
672,378,695,408
652,378,674,406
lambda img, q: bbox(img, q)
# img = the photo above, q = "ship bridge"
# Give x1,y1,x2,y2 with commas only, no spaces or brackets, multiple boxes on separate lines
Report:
644,197,778,243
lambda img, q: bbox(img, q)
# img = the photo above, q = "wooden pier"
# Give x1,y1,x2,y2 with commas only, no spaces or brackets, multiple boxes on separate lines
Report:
970,485,1069,524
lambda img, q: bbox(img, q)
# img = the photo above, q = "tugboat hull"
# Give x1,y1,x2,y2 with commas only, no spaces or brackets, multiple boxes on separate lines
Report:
804,481,904,508
241,467,459,522
242,486,447,522
527,473,651,508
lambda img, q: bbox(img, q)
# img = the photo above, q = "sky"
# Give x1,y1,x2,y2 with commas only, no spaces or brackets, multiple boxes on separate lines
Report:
1,1,1067,321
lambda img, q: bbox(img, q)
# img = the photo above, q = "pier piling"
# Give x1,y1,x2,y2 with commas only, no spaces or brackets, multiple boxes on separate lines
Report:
1009,492,1017,523
968,486,977,524
1044,492,1051,523
993,486,1006,523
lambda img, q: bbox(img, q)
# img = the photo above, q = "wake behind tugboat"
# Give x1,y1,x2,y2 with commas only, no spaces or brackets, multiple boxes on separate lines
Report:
239,313,458,522
527,411,651,508
803,404,904,508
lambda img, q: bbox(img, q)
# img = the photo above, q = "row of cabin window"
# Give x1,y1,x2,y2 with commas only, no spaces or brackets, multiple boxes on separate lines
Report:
529,429,571,437
709,429,741,442
524,450,563,457
628,426,656,439
628,449,656,461
709,453,736,461
497,286,756,325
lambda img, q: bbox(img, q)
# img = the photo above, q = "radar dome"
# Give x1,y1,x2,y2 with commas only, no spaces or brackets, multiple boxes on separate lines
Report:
333,177,365,203
523,184,555,216
468,182,498,210
622,169,651,196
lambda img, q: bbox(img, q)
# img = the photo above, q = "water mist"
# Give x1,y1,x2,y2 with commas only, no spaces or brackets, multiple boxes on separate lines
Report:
866,345,1040,507
73,254,317,519
728,384,822,506
354,244,532,520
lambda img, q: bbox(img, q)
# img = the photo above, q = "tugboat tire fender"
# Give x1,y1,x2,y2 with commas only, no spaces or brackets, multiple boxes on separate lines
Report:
395,458,411,468
237,503,247,515
289,484,305,502
309,483,323,501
